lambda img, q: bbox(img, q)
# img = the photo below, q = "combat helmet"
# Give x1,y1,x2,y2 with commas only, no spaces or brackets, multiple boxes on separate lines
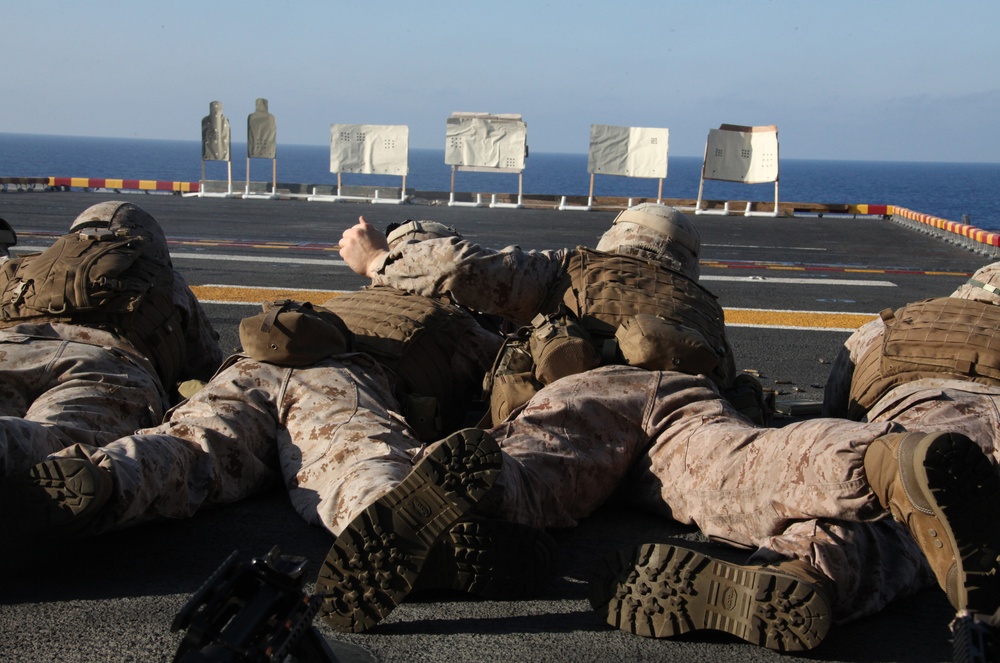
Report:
595,203,701,279
951,261,1000,306
70,201,172,267
386,219,462,249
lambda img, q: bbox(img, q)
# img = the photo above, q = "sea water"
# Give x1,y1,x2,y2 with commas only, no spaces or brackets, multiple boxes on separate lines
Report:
2,132,998,230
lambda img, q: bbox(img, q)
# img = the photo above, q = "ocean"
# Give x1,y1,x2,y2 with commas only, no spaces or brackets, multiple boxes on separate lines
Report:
2,132,999,230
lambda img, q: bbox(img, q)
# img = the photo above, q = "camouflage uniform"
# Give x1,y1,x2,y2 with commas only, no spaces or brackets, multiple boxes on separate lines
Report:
824,299,1000,465
489,365,933,622
0,203,222,476
369,234,944,623
816,264,1000,619
49,290,501,536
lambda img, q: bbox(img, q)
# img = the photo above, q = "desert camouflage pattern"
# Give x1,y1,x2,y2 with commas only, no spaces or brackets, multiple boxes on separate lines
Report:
59,352,423,536
371,235,935,621
0,323,165,476
751,518,935,622
44,291,499,535
0,271,222,477
482,365,931,623
373,239,737,387
824,305,1000,465
818,280,1000,623
372,237,569,327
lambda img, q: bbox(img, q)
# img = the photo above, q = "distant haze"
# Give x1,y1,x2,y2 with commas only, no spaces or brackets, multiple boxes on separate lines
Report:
1,1,997,163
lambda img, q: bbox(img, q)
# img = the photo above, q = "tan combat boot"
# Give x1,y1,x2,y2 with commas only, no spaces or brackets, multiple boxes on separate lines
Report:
865,431,1000,613
1,457,112,541
589,542,833,652
315,428,502,633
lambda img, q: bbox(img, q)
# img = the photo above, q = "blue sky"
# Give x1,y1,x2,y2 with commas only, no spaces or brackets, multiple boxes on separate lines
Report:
2,1,997,162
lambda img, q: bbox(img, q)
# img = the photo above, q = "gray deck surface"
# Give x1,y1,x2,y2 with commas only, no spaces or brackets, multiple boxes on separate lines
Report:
0,192,987,662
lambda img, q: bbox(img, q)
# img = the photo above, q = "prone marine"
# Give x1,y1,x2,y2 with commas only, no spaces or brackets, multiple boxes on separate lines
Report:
1,220,556,608
0,202,222,504
335,202,1000,651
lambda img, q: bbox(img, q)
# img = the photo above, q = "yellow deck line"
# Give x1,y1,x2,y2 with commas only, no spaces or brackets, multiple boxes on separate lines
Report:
724,309,875,329
191,285,343,303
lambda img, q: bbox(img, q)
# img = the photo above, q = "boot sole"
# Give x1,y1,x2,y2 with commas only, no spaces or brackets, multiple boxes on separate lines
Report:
416,518,558,600
590,543,830,652
315,429,501,633
2,458,111,539
915,432,1000,613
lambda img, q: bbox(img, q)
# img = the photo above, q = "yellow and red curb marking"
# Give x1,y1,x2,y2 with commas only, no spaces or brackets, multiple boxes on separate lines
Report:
48,177,199,193
847,204,893,216
840,203,998,250
30,181,1000,252
893,206,1000,247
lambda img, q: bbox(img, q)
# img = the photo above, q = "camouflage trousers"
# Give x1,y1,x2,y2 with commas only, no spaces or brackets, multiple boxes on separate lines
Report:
487,365,932,623
0,332,164,476
765,379,1000,621
752,379,1000,623
56,353,423,537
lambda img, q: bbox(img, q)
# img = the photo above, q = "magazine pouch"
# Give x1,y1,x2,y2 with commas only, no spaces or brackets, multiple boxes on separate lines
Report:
615,313,719,375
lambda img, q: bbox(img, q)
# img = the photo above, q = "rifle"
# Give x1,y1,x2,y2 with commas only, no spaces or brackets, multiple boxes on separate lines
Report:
171,547,339,663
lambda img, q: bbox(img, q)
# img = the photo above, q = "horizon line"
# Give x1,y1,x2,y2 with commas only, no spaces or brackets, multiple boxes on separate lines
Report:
2,131,997,167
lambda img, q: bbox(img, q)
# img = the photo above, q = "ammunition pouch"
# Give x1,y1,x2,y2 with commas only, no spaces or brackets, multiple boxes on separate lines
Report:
614,313,720,376
528,307,600,385
486,333,542,425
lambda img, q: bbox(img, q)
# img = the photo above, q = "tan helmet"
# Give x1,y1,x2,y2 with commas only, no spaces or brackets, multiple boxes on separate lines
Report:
951,261,1000,305
70,201,172,267
385,219,462,249
595,203,701,279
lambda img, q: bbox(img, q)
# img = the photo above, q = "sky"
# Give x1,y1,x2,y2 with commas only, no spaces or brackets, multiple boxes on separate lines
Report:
2,1,998,162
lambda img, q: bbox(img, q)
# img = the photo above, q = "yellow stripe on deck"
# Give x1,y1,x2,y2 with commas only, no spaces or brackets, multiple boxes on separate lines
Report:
190,285,342,304
725,308,876,330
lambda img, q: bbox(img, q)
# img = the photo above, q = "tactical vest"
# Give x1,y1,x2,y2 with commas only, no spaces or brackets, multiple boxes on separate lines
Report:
552,249,731,384
0,228,185,389
849,297,1000,418
324,286,490,434
484,249,735,424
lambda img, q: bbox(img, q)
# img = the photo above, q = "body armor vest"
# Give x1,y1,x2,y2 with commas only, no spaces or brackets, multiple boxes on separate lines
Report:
325,286,489,427
484,249,736,425
849,297,1000,418
551,248,732,387
0,229,185,389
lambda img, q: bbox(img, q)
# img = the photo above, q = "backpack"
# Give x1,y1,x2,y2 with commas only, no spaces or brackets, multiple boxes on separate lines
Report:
0,227,185,387
2,228,161,318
